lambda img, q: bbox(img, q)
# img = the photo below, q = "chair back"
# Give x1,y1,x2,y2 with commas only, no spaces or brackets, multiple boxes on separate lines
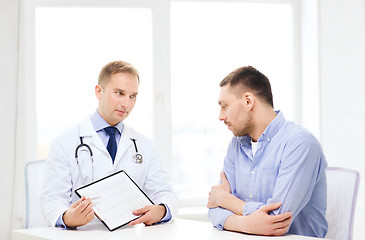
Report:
325,167,360,240
24,159,48,228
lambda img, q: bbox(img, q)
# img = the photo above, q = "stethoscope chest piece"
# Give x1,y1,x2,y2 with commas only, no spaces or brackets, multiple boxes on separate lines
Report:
134,153,143,164
130,138,143,164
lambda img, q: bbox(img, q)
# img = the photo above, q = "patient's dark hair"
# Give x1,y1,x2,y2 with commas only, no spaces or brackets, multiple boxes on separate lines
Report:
220,66,273,108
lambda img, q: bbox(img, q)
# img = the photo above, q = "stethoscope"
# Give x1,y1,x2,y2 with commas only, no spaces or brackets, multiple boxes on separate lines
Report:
75,136,144,183
75,136,94,184
130,138,143,163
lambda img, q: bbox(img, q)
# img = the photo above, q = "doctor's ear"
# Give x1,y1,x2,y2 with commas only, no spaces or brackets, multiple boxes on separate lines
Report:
95,85,102,100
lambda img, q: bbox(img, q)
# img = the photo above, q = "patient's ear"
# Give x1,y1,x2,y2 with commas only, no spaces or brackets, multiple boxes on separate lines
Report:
242,92,255,110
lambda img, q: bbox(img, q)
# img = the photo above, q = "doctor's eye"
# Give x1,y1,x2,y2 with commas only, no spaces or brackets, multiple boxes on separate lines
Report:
130,94,137,99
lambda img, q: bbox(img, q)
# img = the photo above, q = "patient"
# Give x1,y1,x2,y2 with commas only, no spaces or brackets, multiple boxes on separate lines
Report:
207,66,328,237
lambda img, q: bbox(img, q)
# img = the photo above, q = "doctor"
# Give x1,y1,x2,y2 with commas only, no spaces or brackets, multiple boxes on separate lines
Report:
41,60,177,229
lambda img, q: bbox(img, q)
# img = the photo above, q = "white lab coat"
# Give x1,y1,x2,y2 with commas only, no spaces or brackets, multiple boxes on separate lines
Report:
40,117,177,227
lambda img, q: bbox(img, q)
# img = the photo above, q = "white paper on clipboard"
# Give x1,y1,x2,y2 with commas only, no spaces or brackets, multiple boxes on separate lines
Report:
75,170,153,231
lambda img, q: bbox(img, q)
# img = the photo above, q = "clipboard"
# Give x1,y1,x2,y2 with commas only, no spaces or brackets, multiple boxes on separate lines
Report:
75,170,154,231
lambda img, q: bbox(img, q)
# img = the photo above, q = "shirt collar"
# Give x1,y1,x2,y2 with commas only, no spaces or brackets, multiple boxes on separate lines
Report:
90,110,124,134
239,110,285,145
258,110,285,141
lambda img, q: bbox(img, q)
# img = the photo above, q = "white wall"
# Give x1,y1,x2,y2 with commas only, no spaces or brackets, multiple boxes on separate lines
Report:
319,0,365,235
0,0,19,239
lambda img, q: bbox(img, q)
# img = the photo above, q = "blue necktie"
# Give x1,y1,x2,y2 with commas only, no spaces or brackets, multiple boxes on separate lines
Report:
104,126,118,163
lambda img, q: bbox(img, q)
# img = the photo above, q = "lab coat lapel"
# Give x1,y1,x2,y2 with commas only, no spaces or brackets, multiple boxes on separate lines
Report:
113,125,137,167
79,117,108,154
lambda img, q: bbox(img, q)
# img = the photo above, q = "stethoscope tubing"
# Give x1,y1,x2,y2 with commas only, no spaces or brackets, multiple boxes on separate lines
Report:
74,136,143,185
75,137,94,158
75,137,94,184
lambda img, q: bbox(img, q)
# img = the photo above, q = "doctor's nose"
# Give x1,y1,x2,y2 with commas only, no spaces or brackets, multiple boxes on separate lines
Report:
120,96,132,108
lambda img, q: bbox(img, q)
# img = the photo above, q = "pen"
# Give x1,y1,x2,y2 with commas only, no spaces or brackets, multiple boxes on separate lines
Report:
89,196,101,201
80,196,101,205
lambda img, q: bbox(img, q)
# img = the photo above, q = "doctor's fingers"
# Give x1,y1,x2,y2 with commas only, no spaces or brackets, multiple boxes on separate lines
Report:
76,198,93,213
76,211,95,226
129,215,146,226
71,196,86,209
85,214,95,225
83,209,95,222
75,206,95,225
132,205,151,215
81,204,95,218
129,213,154,226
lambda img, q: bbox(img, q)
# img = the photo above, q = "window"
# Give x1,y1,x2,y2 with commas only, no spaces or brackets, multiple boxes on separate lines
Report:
34,0,297,207
36,7,153,158
170,1,294,202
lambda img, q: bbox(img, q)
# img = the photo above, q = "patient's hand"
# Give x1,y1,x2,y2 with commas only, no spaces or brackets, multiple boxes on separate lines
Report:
207,172,231,208
224,202,292,236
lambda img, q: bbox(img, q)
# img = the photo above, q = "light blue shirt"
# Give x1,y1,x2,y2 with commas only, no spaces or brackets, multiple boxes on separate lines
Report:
56,110,171,228
90,110,123,148
208,111,328,238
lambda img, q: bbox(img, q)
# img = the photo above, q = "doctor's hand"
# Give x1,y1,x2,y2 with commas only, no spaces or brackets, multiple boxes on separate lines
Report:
63,196,95,228
207,171,231,208
128,204,166,226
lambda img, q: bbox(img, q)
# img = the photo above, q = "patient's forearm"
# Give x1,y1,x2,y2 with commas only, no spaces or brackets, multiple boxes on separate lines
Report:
224,214,246,232
220,191,246,215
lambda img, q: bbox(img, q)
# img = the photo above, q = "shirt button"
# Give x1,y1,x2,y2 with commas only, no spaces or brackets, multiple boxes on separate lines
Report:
249,194,253,198
251,170,255,175
267,138,271,141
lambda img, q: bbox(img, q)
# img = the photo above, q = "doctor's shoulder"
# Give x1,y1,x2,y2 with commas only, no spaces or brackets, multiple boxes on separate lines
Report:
125,125,160,152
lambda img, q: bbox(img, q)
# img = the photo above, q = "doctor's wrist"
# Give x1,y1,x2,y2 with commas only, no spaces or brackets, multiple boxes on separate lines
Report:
158,204,167,217
55,211,76,230
156,203,172,223
63,210,76,228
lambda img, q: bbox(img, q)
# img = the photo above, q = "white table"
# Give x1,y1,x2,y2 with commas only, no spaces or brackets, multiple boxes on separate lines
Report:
12,218,322,240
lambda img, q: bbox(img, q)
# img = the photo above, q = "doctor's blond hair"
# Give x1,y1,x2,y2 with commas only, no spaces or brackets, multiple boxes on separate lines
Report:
98,60,140,86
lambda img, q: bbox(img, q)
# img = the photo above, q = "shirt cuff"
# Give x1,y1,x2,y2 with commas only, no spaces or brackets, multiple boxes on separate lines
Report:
208,207,234,230
243,202,265,216
157,203,172,223
55,212,77,230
